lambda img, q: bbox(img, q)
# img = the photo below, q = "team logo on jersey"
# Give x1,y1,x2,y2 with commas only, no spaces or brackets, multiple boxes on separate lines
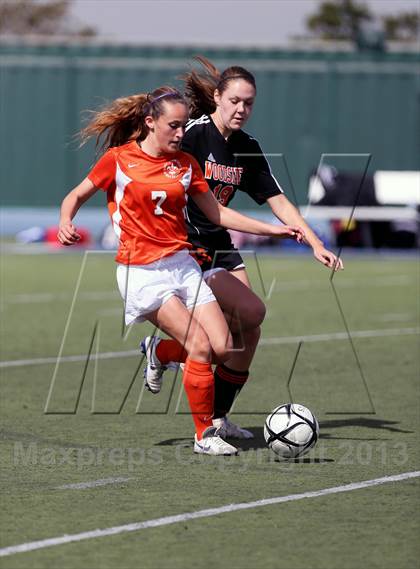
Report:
204,161,243,185
163,160,182,179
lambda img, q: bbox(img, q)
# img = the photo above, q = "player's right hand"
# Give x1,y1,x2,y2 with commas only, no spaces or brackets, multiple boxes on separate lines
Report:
57,222,81,246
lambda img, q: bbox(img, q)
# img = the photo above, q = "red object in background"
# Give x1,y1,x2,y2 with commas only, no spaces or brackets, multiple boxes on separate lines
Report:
45,226,92,248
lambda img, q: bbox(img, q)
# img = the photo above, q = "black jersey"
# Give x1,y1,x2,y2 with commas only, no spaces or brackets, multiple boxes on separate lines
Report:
181,114,283,246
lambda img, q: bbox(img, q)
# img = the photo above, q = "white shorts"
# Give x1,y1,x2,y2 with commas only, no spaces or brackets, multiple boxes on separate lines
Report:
116,249,216,325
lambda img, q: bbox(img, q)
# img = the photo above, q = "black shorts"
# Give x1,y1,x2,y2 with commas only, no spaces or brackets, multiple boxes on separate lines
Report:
188,234,245,274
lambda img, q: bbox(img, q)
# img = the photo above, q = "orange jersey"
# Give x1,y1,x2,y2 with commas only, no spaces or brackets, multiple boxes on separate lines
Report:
88,141,209,265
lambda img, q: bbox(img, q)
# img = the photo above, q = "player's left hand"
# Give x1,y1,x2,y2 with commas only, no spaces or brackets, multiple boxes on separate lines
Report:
313,246,344,271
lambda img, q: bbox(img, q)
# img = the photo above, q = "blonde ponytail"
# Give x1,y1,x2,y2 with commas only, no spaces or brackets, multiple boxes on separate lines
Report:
79,87,186,152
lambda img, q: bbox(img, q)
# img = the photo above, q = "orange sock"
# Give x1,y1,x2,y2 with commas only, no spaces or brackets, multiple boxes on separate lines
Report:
156,339,187,365
183,358,214,439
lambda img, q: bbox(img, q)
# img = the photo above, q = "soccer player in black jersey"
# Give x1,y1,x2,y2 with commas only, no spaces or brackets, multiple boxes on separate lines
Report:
141,57,342,445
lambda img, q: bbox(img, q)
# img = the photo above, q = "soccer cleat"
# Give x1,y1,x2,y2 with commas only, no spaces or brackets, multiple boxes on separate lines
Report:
194,426,238,456
212,417,254,439
140,336,167,394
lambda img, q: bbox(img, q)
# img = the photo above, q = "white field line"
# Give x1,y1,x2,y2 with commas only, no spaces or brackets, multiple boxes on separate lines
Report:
274,274,415,292
1,471,419,558
0,350,140,369
1,327,419,369
3,291,119,304
56,477,132,490
1,274,415,305
379,313,414,322
260,327,420,345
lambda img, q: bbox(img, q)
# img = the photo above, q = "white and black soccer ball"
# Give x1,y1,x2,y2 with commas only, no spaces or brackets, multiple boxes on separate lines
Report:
264,403,319,459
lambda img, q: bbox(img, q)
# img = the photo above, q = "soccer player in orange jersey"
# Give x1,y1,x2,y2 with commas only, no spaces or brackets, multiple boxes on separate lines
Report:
58,87,305,455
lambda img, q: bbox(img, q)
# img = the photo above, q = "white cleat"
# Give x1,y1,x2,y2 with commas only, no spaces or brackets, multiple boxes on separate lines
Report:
194,426,238,456
212,417,254,439
140,336,166,394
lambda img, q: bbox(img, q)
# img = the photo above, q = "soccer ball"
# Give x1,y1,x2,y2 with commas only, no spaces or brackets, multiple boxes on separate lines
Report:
264,403,319,459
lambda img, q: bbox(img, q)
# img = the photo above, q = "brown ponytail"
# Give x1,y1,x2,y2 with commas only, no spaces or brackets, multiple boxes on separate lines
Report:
79,87,186,152
183,56,257,119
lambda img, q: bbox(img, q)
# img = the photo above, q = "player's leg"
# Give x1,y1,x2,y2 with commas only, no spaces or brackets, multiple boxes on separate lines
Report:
206,268,264,327
204,268,262,437
140,254,232,390
138,249,262,437
146,296,213,361
150,266,262,362
189,300,235,362
143,266,263,437
148,267,262,364
146,296,237,455
205,267,263,370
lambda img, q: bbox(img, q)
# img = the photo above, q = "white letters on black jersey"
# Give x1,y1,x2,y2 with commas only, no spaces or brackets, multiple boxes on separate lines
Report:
181,114,283,239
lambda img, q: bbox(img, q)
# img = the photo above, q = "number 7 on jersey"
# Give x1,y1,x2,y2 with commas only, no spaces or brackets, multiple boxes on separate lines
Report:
151,191,167,216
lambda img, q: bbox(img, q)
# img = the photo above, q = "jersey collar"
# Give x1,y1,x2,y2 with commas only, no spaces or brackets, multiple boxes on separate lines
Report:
130,140,181,162
209,115,241,147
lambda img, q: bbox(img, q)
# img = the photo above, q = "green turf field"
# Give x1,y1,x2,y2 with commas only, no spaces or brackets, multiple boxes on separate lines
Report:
1,248,419,569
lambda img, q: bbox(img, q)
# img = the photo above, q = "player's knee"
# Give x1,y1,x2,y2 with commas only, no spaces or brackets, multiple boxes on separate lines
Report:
240,298,266,329
212,332,233,363
254,300,266,326
187,330,212,361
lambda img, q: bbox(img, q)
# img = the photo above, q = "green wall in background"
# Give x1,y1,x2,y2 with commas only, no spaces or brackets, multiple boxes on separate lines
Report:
1,41,419,208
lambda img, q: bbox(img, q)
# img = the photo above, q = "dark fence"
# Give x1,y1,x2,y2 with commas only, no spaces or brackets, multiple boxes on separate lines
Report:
1,40,419,207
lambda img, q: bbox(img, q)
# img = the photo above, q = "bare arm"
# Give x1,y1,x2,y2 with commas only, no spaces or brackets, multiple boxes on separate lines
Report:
267,194,343,270
191,190,305,241
57,177,99,245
